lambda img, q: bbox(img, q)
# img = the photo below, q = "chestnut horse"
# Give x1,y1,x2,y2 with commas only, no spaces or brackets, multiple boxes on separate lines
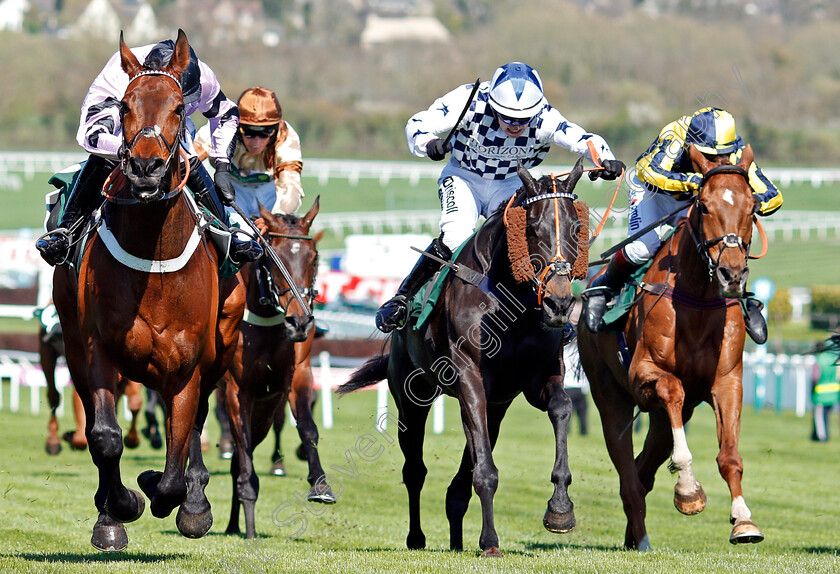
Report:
41,326,143,455
578,144,765,549
339,162,591,556
223,199,330,539
53,30,245,551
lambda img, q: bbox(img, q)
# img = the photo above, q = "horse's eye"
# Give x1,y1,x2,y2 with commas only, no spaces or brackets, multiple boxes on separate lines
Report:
698,203,710,215
120,102,129,116
175,104,184,115
525,226,538,238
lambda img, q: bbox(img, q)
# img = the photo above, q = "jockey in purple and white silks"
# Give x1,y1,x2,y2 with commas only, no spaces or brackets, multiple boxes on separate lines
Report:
375,62,626,333
36,38,262,267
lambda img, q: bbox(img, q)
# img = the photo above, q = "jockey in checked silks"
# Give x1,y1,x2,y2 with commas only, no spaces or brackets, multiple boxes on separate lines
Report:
36,38,263,267
581,107,783,343
375,61,626,333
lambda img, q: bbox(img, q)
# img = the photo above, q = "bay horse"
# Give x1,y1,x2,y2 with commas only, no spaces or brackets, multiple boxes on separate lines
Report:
577,144,765,549
52,30,245,551
41,325,143,454
223,199,330,539
339,161,591,556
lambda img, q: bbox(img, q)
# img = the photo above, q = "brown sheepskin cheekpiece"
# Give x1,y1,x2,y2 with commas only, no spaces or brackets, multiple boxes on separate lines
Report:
573,201,590,280
506,205,535,283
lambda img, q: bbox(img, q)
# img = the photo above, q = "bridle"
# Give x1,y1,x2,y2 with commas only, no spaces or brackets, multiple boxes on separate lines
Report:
684,164,754,278
115,69,188,203
264,231,320,313
504,174,577,305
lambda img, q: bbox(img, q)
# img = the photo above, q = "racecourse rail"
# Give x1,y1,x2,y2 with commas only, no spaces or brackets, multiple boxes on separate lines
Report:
0,348,821,428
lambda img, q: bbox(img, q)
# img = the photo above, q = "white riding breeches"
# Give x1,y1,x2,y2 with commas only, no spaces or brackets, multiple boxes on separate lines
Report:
624,173,692,265
437,164,523,251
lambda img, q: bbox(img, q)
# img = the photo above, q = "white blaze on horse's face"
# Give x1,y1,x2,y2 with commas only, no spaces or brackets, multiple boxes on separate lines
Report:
722,189,735,206
291,242,301,255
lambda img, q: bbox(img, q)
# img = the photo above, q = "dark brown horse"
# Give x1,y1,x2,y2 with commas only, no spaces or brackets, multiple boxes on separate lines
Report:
53,30,245,551
578,144,765,549
339,162,591,556
41,325,143,454
223,199,330,539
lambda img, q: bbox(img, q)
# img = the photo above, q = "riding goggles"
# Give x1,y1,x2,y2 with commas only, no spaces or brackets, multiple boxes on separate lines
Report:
495,111,535,127
240,125,278,139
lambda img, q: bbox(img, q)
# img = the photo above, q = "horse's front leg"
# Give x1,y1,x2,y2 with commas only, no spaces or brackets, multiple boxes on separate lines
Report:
122,380,142,449
534,374,576,534
176,387,214,538
138,371,201,519
711,375,764,544
457,367,502,557
86,347,146,526
290,351,334,503
223,370,259,538
653,372,706,515
42,336,62,455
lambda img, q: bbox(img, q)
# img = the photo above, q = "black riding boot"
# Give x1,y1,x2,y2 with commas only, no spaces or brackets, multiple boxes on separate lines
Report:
582,248,641,332
743,297,767,345
185,157,262,266
35,155,117,266
375,237,452,333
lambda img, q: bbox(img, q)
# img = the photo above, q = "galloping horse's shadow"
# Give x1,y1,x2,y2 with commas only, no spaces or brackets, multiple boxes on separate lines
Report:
53,29,245,552
578,144,766,550
340,161,592,556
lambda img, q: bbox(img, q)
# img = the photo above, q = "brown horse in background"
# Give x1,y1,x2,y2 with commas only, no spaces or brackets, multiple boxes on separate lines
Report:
41,326,143,454
223,199,330,539
53,30,245,551
578,144,765,549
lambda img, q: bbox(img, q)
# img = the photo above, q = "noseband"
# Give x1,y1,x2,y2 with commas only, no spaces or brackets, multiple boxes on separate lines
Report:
265,232,320,312
116,70,188,203
504,175,579,305
686,164,752,278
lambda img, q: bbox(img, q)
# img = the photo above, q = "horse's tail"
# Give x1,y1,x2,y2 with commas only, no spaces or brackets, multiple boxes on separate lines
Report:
337,355,389,396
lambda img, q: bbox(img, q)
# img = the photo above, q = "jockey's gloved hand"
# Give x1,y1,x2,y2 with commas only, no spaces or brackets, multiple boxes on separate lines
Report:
589,159,625,181
214,160,237,206
426,138,452,162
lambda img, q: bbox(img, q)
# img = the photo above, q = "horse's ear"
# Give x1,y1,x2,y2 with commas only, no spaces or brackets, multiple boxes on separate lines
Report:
119,31,142,77
257,202,276,225
301,195,320,230
687,143,713,174
737,144,754,171
168,29,191,78
313,230,325,243
516,161,539,196
563,156,586,191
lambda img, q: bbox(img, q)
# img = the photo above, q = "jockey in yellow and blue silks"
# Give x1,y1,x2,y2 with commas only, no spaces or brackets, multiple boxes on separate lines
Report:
583,107,783,344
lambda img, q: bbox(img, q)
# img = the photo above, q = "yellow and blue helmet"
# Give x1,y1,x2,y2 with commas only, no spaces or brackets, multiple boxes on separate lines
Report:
685,107,739,155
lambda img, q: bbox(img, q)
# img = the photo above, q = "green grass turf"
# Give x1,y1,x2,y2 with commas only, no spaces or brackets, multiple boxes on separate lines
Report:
0,389,837,572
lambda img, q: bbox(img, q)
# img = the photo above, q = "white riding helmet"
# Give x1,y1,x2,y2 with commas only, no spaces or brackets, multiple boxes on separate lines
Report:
488,62,545,120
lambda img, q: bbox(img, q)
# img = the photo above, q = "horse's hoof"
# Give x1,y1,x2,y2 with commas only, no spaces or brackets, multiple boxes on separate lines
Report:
637,534,652,551
543,508,576,533
730,520,764,544
91,514,128,552
225,523,241,535
124,434,140,449
106,488,145,524
219,439,234,460
45,439,61,456
177,507,213,539
480,547,504,558
137,470,162,499
150,433,163,450
406,531,426,550
674,485,706,515
306,483,337,504
63,431,87,450
270,460,287,476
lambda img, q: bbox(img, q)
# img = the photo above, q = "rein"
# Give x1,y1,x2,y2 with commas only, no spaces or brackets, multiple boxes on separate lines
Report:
257,229,320,316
